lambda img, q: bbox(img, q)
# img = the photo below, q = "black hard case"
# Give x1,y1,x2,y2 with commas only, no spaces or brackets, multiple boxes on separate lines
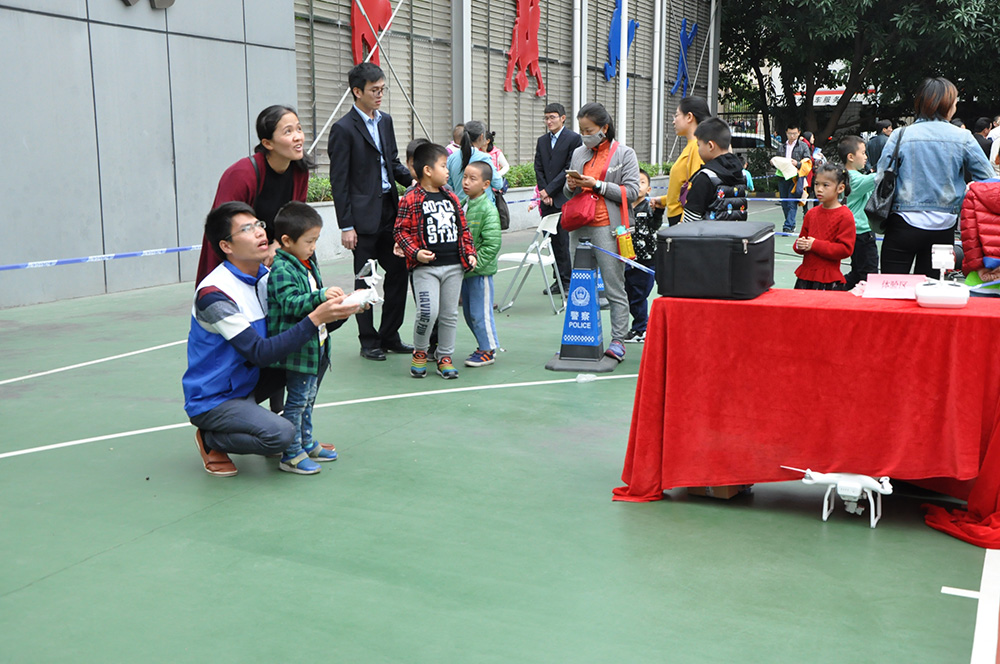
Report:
655,221,775,299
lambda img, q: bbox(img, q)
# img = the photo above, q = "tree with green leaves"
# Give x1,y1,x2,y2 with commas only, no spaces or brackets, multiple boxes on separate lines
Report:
721,0,1000,145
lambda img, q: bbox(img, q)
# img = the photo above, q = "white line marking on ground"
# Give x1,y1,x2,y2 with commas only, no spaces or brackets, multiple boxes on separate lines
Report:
312,373,638,410
0,423,193,460
971,548,1000,663
942,586,981,600
0,340,187,386
0,373,638,460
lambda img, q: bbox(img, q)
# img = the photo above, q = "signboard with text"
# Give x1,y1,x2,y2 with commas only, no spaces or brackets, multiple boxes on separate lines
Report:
861,273,927,300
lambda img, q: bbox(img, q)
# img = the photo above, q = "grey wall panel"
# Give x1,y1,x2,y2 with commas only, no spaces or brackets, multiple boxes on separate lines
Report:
244,0,295,48
89,24,179,294
166,0,244,43
168,36,250,283
87,0,166,30
0,11,104,307
247,48,299,119
3,1,86,18
246,46,300,152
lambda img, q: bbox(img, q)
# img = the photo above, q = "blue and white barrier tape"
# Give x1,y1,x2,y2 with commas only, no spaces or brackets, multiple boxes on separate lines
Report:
579,242,656,275
0,244,201,272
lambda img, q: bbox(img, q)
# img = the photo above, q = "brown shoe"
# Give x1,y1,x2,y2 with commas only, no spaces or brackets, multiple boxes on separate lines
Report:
195,430,237,477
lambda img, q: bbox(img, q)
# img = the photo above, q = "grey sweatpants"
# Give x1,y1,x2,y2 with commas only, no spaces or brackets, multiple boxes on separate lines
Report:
411,263,464,359
569,225,629,342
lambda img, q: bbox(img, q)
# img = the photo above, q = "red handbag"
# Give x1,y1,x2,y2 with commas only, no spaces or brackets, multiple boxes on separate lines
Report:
561,141,620,232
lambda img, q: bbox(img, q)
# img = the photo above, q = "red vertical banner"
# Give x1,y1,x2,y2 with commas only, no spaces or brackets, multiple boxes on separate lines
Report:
351,0,393,66
504,0,546,97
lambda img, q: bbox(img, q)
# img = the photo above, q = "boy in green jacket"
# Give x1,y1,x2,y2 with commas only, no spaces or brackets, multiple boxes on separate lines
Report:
838,136,878,289
460,162,502,367
267,202,342,474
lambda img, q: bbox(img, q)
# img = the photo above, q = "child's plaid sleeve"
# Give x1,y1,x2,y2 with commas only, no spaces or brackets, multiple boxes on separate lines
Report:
394,190,422,261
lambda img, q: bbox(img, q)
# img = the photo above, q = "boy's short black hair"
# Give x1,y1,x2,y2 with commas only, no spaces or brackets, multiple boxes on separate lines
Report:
274,201,322,244
974,117,992,133
638,168,650,181
786,122,800,131
205,201,257,260
406,137,430,162
465,160,493,182
875,119,892,132
544,103,566,117
837,135,865,164
348,62,385,100
412,142,448,182
694,117,732,150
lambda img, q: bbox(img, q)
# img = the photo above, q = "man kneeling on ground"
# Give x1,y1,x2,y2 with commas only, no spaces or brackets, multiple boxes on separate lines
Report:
182,201,362,477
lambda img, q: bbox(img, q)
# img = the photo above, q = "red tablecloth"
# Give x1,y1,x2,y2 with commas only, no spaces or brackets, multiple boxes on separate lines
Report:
613,290,1000,548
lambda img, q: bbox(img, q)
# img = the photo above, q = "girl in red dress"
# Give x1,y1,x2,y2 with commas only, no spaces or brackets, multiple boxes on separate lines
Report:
792,163,856,290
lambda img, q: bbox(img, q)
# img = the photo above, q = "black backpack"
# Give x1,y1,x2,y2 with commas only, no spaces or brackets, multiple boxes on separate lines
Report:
493,188,510,230
700,169,748,221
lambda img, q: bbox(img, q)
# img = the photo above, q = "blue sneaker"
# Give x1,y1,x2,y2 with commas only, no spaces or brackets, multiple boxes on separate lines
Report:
464,349,495,367
605,340,626,363
305,442,337,462
279,451,321,475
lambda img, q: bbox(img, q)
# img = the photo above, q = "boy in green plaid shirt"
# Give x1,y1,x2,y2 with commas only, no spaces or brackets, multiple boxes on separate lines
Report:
267,202,343,475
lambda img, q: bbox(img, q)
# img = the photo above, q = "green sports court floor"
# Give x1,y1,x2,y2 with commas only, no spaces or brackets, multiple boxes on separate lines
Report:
0,202,992,663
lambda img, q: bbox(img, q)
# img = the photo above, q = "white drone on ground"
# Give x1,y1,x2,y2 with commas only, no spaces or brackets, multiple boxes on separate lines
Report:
782,466,893,528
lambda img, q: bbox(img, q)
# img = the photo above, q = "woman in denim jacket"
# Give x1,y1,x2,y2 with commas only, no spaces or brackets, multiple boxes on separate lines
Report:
877,77,994,277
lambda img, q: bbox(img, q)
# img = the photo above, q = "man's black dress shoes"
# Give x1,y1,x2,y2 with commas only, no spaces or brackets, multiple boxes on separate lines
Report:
382,341,414,354
360,347,387,361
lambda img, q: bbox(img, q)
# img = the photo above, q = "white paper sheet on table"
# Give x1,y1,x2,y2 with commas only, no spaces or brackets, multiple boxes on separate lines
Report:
861,273,927,300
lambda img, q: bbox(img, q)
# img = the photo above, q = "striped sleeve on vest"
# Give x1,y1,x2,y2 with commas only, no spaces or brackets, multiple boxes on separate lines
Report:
195,286,316,367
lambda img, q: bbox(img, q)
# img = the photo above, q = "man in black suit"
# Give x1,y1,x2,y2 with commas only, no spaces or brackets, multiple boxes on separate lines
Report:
534,103,583,294
328,63,414,361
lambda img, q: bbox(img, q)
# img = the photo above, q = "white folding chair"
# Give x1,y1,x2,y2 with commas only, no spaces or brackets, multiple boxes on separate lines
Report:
496,213,565,314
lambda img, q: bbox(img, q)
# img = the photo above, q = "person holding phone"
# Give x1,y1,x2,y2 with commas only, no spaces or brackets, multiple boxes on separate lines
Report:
563,103,640,364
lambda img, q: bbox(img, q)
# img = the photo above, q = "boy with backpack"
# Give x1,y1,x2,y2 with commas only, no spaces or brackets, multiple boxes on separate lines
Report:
681,118,748,223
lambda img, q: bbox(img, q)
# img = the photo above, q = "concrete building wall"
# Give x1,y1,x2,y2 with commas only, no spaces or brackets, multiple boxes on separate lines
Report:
0,0,296,308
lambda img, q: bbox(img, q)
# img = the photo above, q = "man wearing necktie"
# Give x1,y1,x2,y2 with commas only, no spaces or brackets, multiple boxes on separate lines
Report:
534,103,583,294
328,63,415,361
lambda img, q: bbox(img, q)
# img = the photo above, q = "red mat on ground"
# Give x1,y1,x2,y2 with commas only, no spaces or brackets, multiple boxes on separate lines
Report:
613,290,1000,548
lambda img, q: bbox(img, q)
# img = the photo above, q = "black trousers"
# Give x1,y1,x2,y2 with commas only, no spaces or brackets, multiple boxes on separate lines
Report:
845,230,879,289
542,203,572,286
353,195,408,350
880,213,955,278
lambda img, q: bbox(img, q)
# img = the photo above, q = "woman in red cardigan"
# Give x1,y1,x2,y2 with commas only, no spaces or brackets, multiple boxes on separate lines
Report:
195,105,312,283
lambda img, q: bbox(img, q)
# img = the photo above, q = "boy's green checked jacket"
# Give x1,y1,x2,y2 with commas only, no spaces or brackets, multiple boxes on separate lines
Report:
267,249,339,374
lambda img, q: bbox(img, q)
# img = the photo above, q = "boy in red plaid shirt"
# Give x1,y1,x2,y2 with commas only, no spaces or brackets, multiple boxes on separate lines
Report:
394,143,477,378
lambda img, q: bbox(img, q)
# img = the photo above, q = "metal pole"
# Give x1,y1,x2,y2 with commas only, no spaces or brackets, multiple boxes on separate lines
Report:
577,0,588,132
452,0,471,126
657,0,668,164
305,0,409,156
707,0,718,114
572,0,581,124
650,0,663,163
617,0,628,143
308,0,316,140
